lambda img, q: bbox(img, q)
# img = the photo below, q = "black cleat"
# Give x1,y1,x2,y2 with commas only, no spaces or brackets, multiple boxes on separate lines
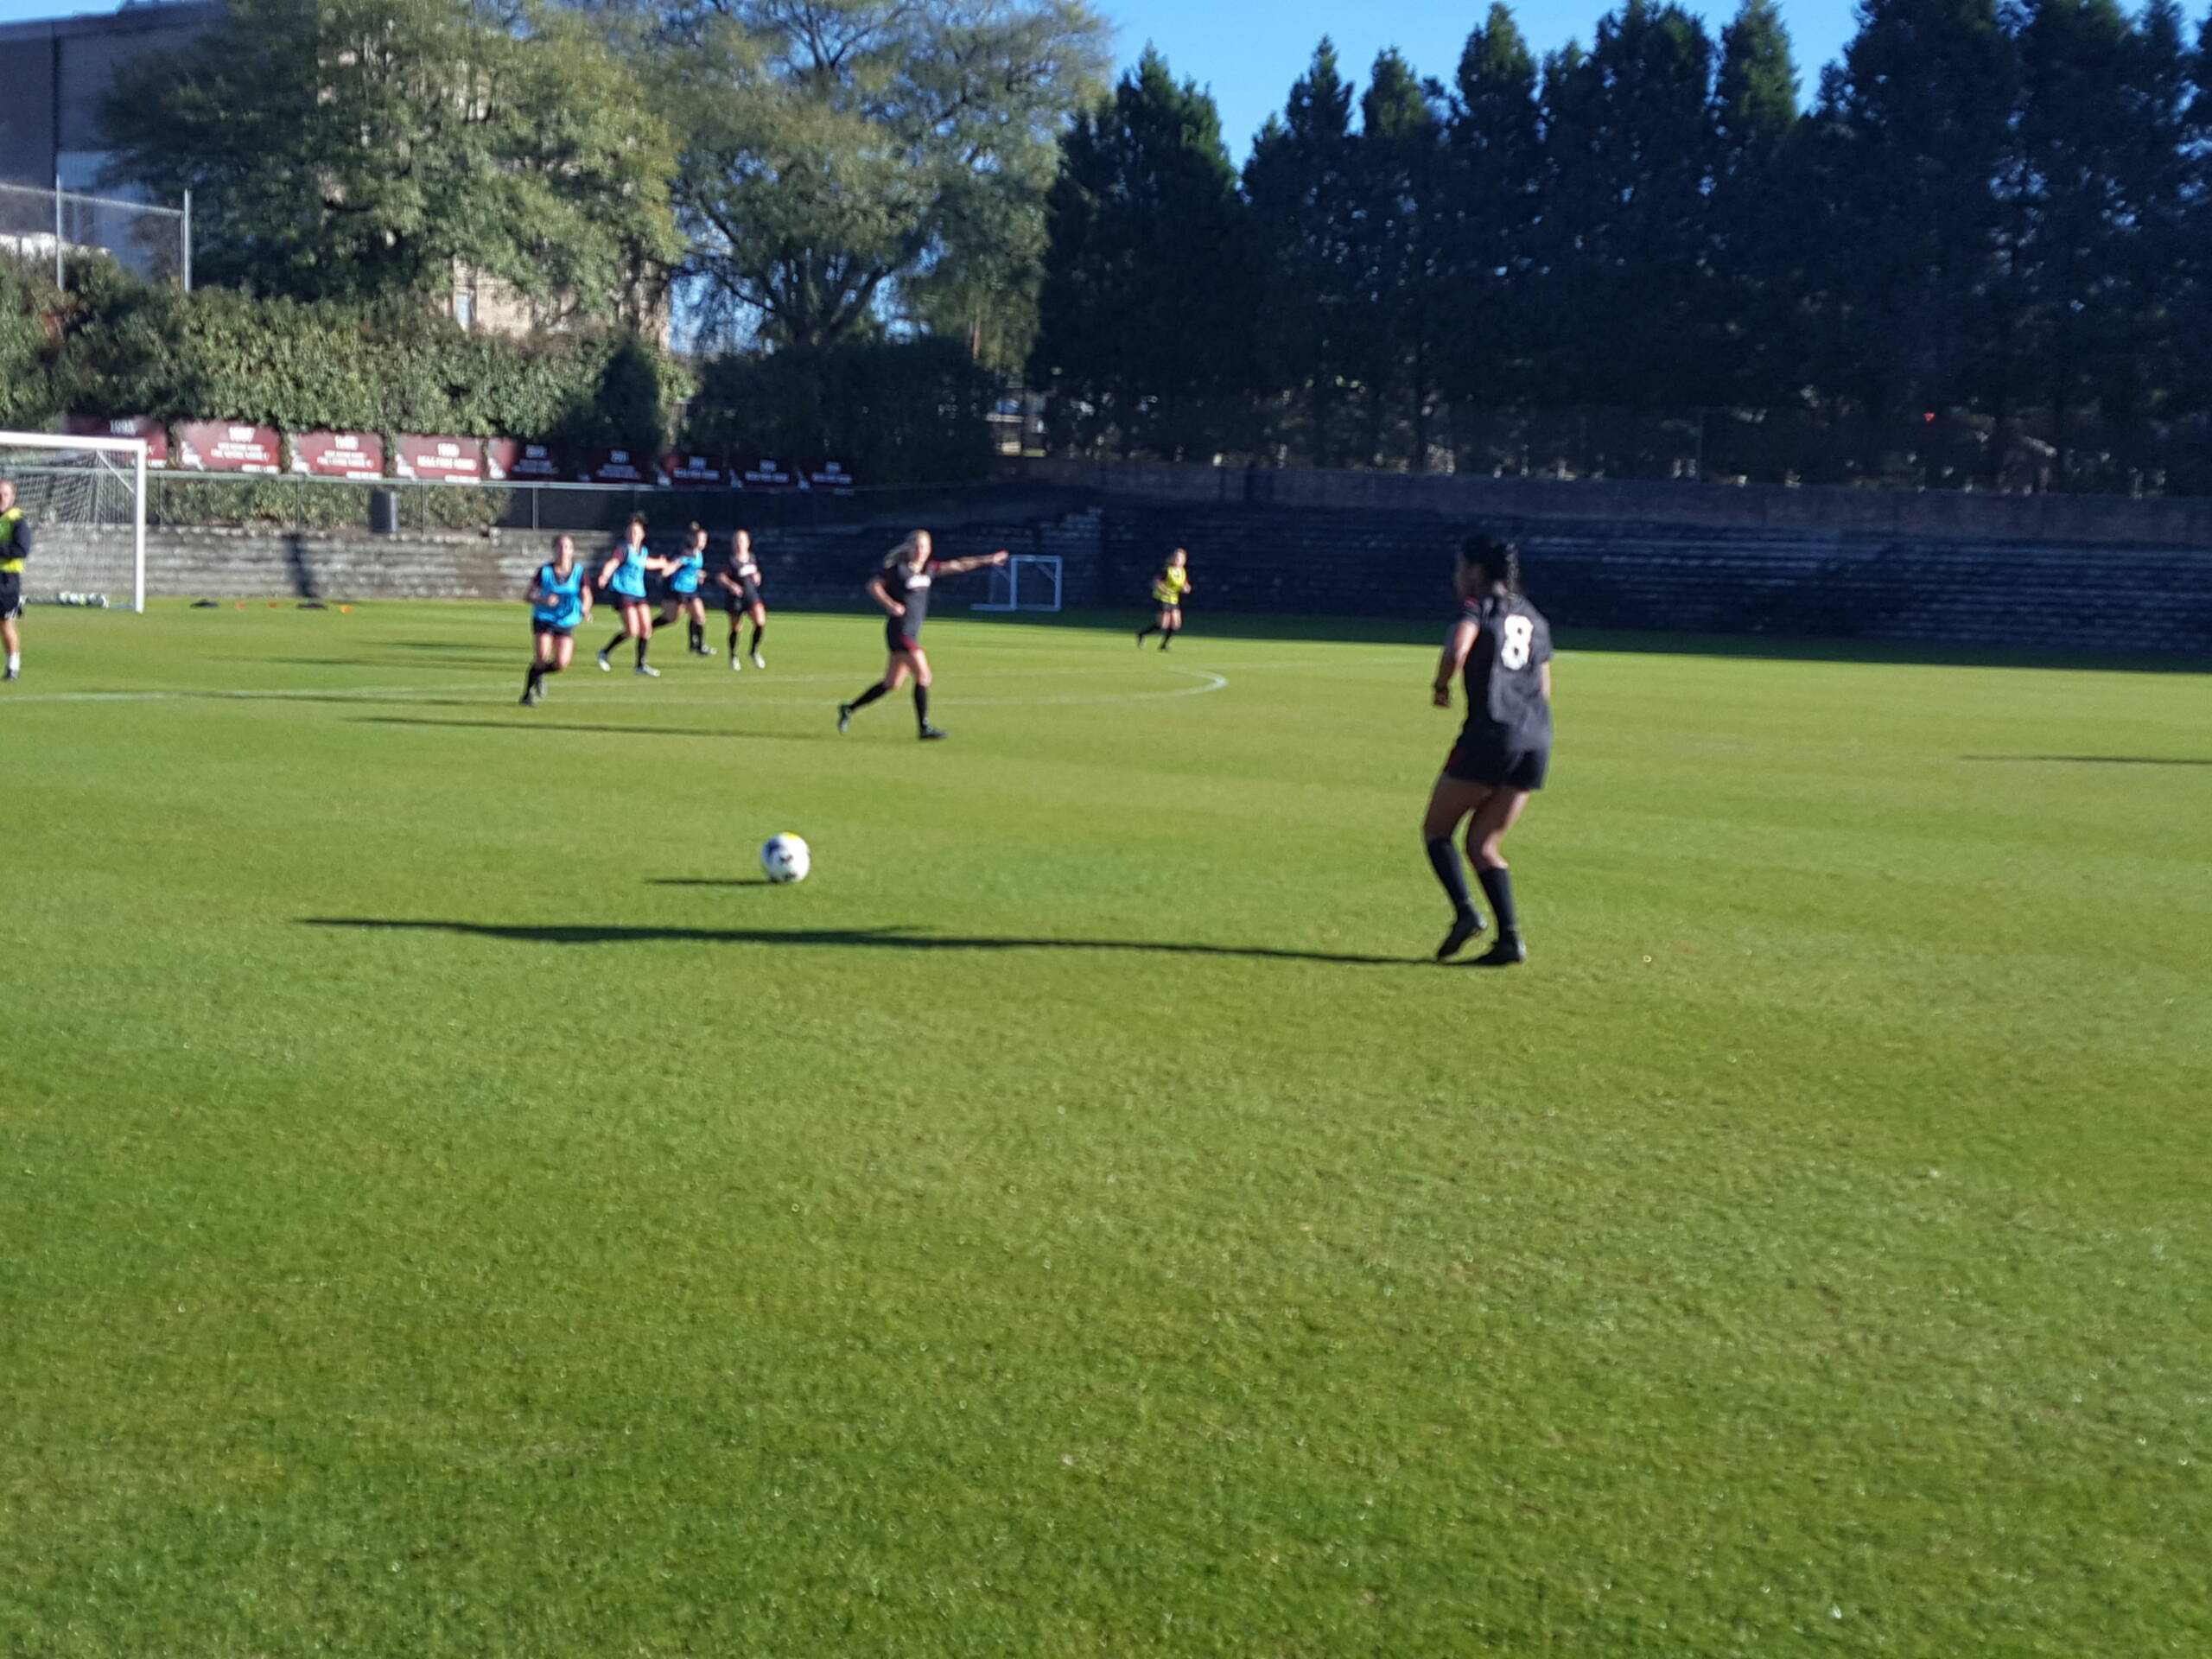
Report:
836,702,854,733
1435,911,1485,961
1471,935,1527,968
918,724,949,741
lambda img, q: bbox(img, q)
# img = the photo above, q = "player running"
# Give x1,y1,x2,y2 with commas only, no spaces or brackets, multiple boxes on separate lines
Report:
595,516,672,677
837,531,1009,741
716,528,769,671
1423,535,1553,966
657,524,713,657
1135,547,1193,650
521,535,592,705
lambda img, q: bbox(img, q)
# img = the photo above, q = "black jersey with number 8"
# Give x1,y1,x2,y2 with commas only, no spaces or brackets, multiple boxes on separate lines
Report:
1459,592,1554,751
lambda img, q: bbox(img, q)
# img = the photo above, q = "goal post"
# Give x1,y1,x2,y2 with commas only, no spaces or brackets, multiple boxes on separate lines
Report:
0,430,149,613
971,553,1064,613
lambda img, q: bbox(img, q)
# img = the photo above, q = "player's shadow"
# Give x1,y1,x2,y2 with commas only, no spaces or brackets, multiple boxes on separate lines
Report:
1961,754,2212,767
353,716,816,742
651,877,776,888
301,918,1408,967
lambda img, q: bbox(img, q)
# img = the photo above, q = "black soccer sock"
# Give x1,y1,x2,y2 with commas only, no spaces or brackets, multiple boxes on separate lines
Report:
729,624,742,652
1136,624,1156,642
1426,837,1478,919
850,680,891,711
688,620,702,652
603,631,626,657
1477,864,1519,937
636,634,651,666
913,684,931,729
750,622,766,652
524,664,543,695
542,658,563,677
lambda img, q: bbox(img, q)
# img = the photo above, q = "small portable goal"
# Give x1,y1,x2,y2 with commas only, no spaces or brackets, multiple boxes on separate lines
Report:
0,429,151,613
970,553,1063,613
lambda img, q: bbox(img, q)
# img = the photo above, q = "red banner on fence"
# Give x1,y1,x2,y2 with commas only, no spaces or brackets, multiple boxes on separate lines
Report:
393,434,485,483
483,440,563,483
577,448,652,485
735,457,796,491
660,452,728,487
175,421,282,474
289,429,385,480
64,415,170,466
800,460,856,493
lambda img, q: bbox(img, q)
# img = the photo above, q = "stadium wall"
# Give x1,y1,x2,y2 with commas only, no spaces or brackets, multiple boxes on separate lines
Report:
30,493,2212,655
28,512,1109,610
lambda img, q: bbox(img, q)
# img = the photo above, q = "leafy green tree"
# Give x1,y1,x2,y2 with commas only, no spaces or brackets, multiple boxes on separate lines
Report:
1030,48,1259,458
102,0,682,316
1244,41,1362,464
668,0,1109,363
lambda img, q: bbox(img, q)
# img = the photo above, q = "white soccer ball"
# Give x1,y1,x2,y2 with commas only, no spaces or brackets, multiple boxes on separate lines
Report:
760,833,810,884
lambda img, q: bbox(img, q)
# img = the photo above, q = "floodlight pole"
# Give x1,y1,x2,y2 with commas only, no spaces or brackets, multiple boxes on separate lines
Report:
54,173,64,288
181,190,192,291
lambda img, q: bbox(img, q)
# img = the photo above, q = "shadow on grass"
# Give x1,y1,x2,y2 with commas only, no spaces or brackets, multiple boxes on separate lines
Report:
353,716,815,742
993,611,2212,672
651,877,776,888
1961,754,2212,767
301,918,1410,967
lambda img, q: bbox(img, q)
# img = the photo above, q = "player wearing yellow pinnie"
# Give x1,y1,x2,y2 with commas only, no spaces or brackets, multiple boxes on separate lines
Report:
1135,547,1192,651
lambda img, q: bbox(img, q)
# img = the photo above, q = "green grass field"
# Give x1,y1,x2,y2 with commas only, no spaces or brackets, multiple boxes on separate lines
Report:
4,601,2208,1656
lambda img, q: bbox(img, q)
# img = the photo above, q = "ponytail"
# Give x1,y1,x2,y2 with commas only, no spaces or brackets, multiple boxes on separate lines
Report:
883,531,926,570
1459,533,1522,595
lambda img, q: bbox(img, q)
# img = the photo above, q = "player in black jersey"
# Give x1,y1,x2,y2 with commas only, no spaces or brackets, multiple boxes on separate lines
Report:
715,528,769,671
838,531,1009,740
1423,535,1554,965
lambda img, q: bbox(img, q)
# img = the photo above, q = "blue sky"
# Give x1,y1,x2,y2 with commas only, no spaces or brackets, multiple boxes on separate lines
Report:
1104,0,1863,156
1,0,1864,162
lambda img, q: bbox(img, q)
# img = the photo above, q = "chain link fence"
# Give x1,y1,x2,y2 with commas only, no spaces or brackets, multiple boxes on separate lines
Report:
0,181,189,288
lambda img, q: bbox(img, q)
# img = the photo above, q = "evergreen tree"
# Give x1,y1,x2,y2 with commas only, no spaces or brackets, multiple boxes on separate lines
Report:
1439,6,1544,421
1244,41,1361,464
1030,49,1258,457
1708,0,1802,413
1348,50,1446,467
1540,1,1719,414
1808,0,2018,480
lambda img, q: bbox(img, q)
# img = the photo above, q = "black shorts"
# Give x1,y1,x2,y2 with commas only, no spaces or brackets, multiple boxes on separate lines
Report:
0,574,20,622
533,620,575,639
1444,737,1549,791
723,582,762,612
667,587,702,607
1154,597,1181,611
607,588,648,608
886,619,922,654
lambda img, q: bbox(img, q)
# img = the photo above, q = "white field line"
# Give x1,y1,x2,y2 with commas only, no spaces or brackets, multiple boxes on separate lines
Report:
4,669,1231,710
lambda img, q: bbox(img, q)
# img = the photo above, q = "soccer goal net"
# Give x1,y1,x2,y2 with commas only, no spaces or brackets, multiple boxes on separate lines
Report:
971,553,1063,613
0,430,149,613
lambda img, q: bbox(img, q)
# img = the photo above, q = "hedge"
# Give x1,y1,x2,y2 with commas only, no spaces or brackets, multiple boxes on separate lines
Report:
3,257,683,456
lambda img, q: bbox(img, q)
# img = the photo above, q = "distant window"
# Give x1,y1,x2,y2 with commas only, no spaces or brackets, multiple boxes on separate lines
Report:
454,289,474,328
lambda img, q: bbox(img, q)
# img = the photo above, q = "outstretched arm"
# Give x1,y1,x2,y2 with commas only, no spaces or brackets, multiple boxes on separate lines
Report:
1433,619,1478,709
935,550,1011,577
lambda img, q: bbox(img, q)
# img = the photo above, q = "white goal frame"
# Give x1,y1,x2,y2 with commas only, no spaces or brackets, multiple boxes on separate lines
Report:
0,429,149,613
971,553,1064,613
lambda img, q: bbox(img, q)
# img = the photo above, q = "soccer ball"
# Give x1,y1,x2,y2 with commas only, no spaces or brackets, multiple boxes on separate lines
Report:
760,834,810,884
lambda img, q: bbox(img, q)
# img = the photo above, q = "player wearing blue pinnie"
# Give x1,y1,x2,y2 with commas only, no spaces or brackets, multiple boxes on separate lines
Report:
522,536,592,705
656,523,714,657
595,516,675,677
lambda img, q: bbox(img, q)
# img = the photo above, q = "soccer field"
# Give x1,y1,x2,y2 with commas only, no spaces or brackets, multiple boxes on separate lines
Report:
5,602,2208,1656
